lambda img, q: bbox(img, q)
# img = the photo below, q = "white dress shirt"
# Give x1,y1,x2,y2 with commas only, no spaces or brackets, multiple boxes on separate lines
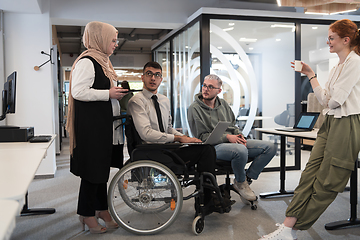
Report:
127,88,183,143
313,51,360,118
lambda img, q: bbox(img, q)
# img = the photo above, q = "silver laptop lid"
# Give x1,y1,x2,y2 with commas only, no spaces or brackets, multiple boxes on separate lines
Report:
204,121,230,145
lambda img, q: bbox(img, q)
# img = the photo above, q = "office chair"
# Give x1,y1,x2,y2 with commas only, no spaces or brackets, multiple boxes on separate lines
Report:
272,110,294,155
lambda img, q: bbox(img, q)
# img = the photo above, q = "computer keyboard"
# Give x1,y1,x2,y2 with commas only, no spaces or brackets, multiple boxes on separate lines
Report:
29,135,52,143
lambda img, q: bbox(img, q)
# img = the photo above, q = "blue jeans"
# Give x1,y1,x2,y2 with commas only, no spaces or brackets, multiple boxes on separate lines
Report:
214,139,276,183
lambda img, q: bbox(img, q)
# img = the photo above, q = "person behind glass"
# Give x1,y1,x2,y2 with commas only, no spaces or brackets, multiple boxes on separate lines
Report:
259,19,360,240
127,61,221,208
187,74,276,203
66,21,128,234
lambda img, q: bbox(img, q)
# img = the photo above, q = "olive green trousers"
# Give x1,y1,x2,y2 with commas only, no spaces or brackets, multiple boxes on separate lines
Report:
285,114,360,230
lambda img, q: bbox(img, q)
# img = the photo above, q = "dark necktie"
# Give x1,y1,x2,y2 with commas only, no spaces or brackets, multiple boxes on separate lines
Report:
151,95,165,132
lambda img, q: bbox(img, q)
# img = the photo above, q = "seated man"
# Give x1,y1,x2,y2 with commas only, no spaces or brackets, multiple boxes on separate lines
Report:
188,74,276,202
128,61,223,208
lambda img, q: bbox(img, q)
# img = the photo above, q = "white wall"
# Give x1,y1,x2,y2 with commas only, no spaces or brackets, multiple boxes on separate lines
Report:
3,1,56,176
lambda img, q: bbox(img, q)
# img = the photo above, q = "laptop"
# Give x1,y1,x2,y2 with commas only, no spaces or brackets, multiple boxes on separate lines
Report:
188,121,230,145
276,112,320,132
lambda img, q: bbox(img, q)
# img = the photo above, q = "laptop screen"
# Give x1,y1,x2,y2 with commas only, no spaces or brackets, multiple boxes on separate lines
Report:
297,115,316,128
294,112,320,129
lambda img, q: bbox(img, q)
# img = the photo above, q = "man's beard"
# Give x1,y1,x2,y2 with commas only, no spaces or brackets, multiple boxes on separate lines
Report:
202,95,216,101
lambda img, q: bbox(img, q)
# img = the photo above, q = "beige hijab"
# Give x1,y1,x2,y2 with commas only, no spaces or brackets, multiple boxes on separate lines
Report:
66,21,118,155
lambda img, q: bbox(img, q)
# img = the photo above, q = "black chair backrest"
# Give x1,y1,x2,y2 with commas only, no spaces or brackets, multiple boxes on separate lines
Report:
124,115,143,155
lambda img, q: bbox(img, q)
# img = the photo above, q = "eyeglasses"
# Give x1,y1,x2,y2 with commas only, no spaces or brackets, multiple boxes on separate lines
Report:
112,39,119,45
144,71,162,79
202,84,220,90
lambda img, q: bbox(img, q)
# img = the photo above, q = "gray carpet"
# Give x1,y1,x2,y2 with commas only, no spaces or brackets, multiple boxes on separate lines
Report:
10,138,360,240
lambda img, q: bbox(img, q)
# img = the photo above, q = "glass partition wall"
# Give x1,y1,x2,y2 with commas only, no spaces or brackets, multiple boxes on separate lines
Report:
153,13,339,171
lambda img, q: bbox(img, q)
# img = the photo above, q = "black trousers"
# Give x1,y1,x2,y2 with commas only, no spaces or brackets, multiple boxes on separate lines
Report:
173,144,216,176
173,144,217,204
77,179,108,216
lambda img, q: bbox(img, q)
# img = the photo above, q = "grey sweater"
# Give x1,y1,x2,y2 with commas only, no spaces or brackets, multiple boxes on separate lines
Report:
187,93,242,145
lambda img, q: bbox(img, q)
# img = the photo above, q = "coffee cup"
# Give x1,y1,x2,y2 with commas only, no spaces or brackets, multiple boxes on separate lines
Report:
294,60,302,71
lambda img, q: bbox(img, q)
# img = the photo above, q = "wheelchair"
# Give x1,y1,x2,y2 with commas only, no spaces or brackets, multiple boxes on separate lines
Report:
108,115,255,235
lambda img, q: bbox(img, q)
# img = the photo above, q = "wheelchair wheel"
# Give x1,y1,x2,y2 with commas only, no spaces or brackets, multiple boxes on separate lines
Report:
108,160,183,235
192,216,205,235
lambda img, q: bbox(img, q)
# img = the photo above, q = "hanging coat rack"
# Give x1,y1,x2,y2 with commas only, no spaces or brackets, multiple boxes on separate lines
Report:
34,48,54,71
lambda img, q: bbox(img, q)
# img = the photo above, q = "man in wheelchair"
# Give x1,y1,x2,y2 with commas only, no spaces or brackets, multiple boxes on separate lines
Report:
127,61,233,217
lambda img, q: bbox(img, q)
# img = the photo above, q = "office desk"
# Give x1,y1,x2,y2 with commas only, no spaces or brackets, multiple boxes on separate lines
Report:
0,200,19,240
0,135,56,216
255,128,318,198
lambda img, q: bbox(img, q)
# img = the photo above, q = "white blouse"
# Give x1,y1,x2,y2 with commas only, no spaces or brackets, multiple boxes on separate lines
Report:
71,58,109,101
313,51,360,118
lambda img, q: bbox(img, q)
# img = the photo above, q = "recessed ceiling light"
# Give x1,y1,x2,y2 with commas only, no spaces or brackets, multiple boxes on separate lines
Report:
249,47,254,50
229,23,235,26
330,9,357,15
312,27,318,30
271,24,296,32
218,46,223,49
223,27,234,32
239,38,257,43
276,39,281,41
305,11,328,15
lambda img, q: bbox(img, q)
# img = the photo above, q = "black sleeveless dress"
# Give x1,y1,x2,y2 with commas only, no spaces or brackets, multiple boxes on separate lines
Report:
70,56,113,183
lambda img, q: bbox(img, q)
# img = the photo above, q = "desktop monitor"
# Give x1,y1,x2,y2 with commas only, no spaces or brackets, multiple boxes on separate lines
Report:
0,71,17,122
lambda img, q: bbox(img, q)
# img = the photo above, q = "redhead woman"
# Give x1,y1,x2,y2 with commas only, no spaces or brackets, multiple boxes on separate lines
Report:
260,19,360,240
66,21,128,234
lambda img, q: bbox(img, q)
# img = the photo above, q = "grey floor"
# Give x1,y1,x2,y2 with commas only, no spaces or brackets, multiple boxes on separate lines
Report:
10,138,360,240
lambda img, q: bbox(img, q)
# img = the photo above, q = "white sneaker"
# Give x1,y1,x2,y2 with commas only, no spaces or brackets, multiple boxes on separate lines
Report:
259,223,294,240
233,179,256,201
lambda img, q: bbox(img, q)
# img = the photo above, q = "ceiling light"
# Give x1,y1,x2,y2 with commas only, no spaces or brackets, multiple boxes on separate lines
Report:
277,0,360,15
239,37,257,42
249,47,254,50
223,27,234,32
271,24,296,32
312,27,318,29
329,9,358,15
218,46,223,49
229,23,235,26
276,39,281,41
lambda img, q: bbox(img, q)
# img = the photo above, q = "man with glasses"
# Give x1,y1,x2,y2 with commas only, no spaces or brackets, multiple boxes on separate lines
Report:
188,74,276,202
128,62,232,212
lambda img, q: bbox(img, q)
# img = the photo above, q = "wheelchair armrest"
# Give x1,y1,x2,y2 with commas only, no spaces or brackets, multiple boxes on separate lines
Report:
113,115,127,121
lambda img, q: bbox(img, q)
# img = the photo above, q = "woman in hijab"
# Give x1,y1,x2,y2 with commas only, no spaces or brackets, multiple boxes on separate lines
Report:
66,21,128,234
